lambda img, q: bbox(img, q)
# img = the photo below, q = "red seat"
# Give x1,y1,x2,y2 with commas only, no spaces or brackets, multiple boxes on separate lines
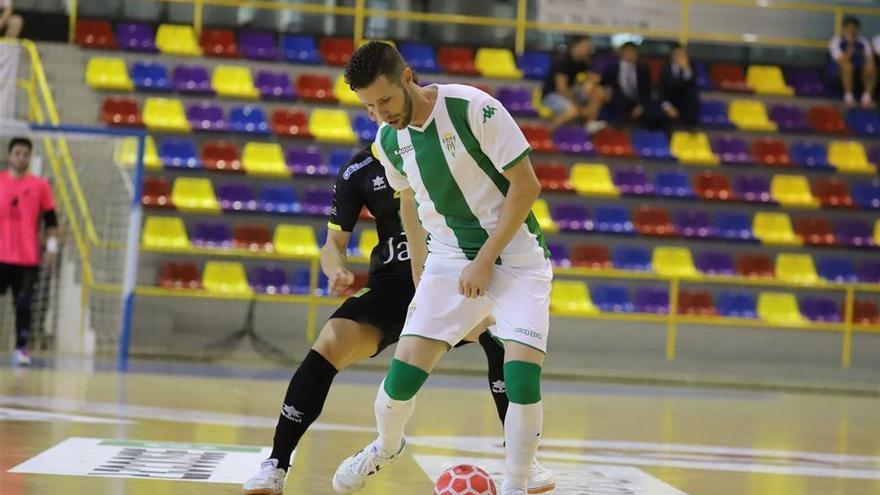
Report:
693,170,734,201
808,106,848,134
645,58,664,86
233,224,273,252
319,37,354,66
296,74,335,102
534,162,572,192
709,63,751,92
634,205,676,237
201,141,243,172
519,123,556,153
158,262,202,290
854,299,880,325
271,109,311,137
794,216,835,246
570,244,612,269
200,28,239,58
438,47,477,75
811,178,853,208
736,253,774,278
678,290,717,316
593,128,636,157
142,177,172,208
752,138,791,167
75,19,117,50
101,97,142,127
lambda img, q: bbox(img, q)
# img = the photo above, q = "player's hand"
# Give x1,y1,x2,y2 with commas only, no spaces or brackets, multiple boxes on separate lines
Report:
664,105,679,119
459,258,493,299
631,105,644,119
328,267,355,296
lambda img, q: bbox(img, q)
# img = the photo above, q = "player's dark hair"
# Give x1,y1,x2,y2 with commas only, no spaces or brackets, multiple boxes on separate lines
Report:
843,16,861,29
344,41,409,91
8,137,32,154
568,35,591,47
620,41,639,52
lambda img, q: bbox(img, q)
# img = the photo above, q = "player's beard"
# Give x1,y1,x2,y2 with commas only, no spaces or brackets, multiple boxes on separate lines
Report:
396,86,414,129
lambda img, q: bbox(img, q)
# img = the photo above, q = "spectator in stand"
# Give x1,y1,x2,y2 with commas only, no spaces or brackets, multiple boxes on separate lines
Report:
602,41,665,130
828,16,875,108
541,35,608,134
659,43,699,128
0,0,23,38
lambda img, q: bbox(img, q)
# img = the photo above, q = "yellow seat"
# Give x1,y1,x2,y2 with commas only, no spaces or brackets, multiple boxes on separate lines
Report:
142,98,190,133
114,136,161,170
746,65,794,96
652,246,699,278
241,143,288,177
141,216,190,250
212,65,260,99
358,229,379,259
875,219,880,246
170,177,220,213
551,280,598,315
274,224,320,257
757,292,806,325
333,74,362,106
827,141,877,174
570,163,619,197
769,174,819,208
202,261,252,296
85,57,132,91
775,253,818,285
753,211,801,246
475,48,523,79
532,199,557,233
533,88,553,119
155,24,202,56
728,99,777,131
670,132,719,165
308,109,357,143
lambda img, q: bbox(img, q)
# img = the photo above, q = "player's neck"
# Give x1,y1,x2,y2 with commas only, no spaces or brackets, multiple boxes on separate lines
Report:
9,168,28,179
408,84,438,128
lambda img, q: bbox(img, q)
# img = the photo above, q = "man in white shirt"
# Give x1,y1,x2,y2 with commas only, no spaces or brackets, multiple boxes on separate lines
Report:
828,16,875,108
0,0,22,38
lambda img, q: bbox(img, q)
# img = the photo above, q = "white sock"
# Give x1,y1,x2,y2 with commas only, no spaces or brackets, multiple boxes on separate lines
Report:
502,402,543,491
374,380,416,454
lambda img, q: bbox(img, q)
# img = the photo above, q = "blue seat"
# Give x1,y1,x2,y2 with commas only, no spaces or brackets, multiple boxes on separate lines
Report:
229,105,270,135
654,170,695,198
546,242,570,267
789,141,831,170
612,246,651,271
852,180,880,209
159,138,200,169
518,51,551,80
816,257,857,283
716,291,757,319
594,206,634,234
693,60,711,90
131,61,171,91
353,114,378,143
590,284,634,313
716,212,755,241
282,34,322,64
329,148,358,176
631,130,672,160
258,184,300,214
845,109,880,137
699,100,732,128
400,43,440,73
292,268,328,295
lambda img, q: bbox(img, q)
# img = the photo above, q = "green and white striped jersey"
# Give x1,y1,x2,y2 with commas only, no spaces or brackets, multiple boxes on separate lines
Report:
373,84,549,267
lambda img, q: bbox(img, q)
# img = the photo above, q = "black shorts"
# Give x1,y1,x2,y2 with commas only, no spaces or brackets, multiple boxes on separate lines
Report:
330,273,415,357
0,263,39,296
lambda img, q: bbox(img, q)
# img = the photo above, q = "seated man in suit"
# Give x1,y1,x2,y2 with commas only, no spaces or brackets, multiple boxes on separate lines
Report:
659,43,699,128
602,42,665,130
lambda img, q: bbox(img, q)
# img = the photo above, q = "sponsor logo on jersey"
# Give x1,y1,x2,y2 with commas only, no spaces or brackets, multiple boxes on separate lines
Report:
394,145,415,157
342,156,374,180
372,176,387,191
481,105,498,123
513,327,542,340
442,132,457,155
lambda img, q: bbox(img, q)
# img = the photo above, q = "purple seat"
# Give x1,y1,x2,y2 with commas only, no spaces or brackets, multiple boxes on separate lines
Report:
552,126,594,155
699,100,732,128
734,175,772,203
238,31,278,61
117,22,157,53
216,183,258,212
256,71,295,100
551,203,592,232
191,222,231,248
695,251,735,276
835,220,875,247
711,136,751,165
634,287,669,314
249,266,291,294
547,242,570,267
868,145,880,166
496,87,537,116
613,167,653,195
786,67,826,97
769,104,809,133
173,65,213,95
675,211,716,238
799,296,841,322
858,261,880,283
187,103,228,132
301,188,333,216
286,147,329,176
790,141,830,170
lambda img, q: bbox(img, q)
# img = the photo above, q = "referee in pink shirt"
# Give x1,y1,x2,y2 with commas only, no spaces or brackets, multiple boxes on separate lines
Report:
0,137,57,366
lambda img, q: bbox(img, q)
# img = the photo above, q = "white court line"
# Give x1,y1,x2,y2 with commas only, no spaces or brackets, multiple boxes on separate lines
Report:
0,407,131,424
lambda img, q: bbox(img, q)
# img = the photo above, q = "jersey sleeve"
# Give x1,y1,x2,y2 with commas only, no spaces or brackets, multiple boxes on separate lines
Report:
467,90,532,173
372,140,409,192
327,163,364,233
828,36,843,60
40,179,56,211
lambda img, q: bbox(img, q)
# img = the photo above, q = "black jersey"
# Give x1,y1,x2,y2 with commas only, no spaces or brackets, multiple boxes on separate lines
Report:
328,145,411,276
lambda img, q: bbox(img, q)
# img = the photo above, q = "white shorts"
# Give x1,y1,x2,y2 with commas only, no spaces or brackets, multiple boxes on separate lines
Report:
401,256,553,353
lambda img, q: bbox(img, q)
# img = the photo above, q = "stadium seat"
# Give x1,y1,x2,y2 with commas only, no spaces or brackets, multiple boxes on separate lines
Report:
352,114,378,143
201,140,242,172
258,184,300,214
142,216,190,250
770,174,819,207
239,31,278,61
534,163,572,192
274,224,320,257
670,132,719,165
158,261,201,289
694,251,735,276
710,63,750,92
595,207,634,235
692,60,711,90
400,43,439,73
746,65,794,95
216,182,257,212
631,130,672,160
520,124,556,153
75,19,117,50
156,24,202,56
552,203,591,232
319,37,354,66
808,106,847,134
551,280,598,315
255,71,296,100
271,109,311,138
212,65,259,99
711,136,750,165
757,292,806,325
142,177,172,208
191,221,229,248
553,126,594,155
297,74,335,102
242,142,288,177
593,128,635,157
532,199,558,233
438,47,477,75
132,61,171,92
612,246,651,272
634,206,675,237
828,141,877,174
675,211,716,238
170,177,220,213
634,287,669,314
846,109,880,137
816,257,857,283
285,146,327,176
716,212,754,241
249,266,291,294
546,242,570,267
852,180,880,209
859,261,880,283
570,163,618,197
694,170,734,201
115,136,160,169
654,170,694,198
799,297,842,323
752,138,791,167
333,74,361,106
518,51,551,80
786,67,826,97
200,28,239,58
855,300,880,325
159,138,200,169
775,253,818,285
716,291,757,319
101,97,142,127
187,102,228,132
233,224,273,252
570,244,611,269
282,34,322,64
768,104,809,133
309,109,357,143
652,246,699,278
835,219,874,247
590,285,634,313
613,167,652,196
117,22,156,53
699,100,732,128
794,216,835,246
734,175,771,203
202,262,252,295
753,212,800,245
789,141,830,170
497,87,537,116
357,229,379,260
475,48,522,79
173,64,213,94
678,290,716,316
143,98,190,133
729,100,776,131
302,188,334,216
86,57,133,90
229,105,270,135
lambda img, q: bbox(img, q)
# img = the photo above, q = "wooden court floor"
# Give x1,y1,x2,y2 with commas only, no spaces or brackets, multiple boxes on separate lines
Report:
0,362,878,495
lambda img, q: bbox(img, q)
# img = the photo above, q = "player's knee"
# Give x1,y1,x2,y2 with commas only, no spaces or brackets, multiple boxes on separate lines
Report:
839,60,853,74
313,320,375,370
503,360,542,405
383,358,429,401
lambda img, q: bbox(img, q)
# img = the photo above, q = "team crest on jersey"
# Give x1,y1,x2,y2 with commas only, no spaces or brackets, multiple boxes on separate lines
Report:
442,132,457,156
372,176,387,191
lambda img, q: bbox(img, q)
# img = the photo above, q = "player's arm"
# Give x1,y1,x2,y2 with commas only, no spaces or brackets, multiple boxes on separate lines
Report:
399,187,427,286
321,228,354,296
41,182,59,262
323,162,365,295
0,4,11,28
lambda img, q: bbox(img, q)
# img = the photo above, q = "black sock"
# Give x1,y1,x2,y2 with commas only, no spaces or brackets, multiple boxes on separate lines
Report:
269,349,338,471
478,331,509,424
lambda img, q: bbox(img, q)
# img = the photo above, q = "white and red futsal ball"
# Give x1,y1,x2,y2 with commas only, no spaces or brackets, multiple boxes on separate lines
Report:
433,464,497,495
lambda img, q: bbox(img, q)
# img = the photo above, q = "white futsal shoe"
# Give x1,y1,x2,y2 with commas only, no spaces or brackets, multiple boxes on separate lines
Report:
332,438,406,493
242,459,286,495
528,459,556,493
